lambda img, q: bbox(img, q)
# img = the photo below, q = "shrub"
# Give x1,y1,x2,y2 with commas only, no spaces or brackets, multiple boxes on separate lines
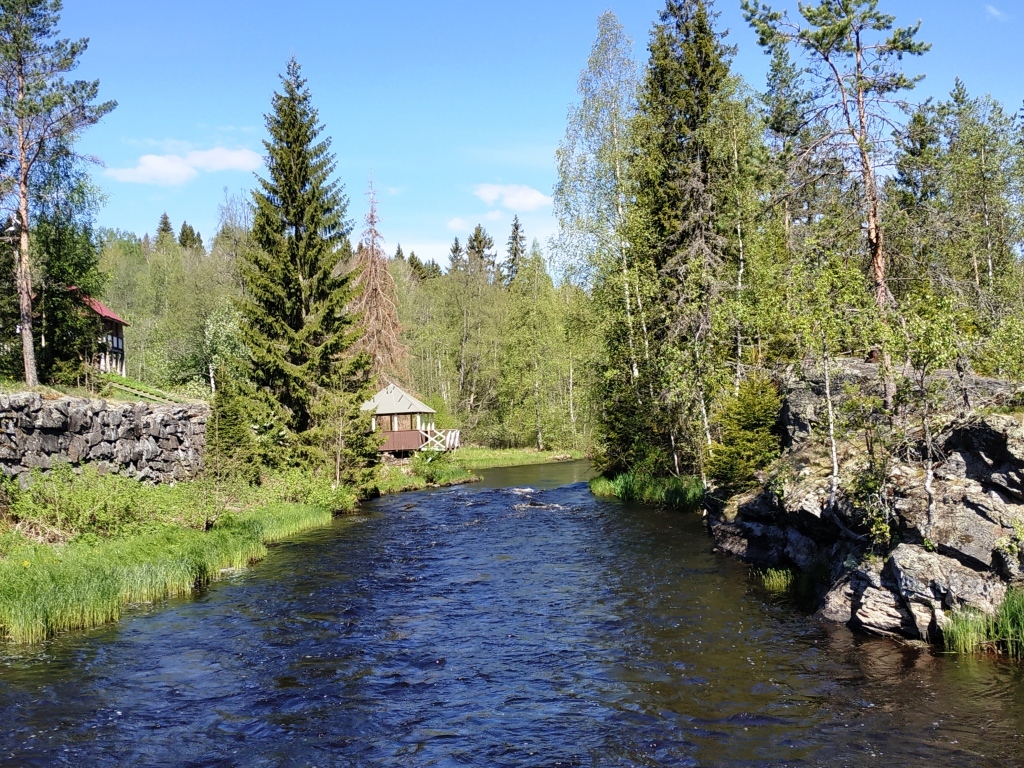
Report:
706,374,782,497
410,451,471,485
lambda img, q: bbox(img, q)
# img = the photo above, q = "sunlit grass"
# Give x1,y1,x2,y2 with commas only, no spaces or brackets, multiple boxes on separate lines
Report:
944,589,1024,657
589,472,703,511
0,503,331,644
757,567,795,593
454,447,584,470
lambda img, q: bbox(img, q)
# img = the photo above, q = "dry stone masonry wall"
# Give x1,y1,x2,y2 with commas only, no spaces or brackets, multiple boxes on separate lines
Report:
0,393,208,483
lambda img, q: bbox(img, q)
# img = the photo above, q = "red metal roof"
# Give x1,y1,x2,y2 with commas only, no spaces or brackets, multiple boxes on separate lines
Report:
82,296,130,327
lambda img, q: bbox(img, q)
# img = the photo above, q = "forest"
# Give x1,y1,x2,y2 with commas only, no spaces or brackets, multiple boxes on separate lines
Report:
2,0,1023,495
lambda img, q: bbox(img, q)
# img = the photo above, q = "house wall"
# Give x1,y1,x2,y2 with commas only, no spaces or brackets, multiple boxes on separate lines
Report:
0,393,208,482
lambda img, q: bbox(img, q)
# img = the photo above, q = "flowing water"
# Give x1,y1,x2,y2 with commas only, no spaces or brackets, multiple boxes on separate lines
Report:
2,460,1023,766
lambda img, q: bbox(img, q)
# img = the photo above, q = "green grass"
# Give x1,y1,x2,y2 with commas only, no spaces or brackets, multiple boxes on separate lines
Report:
454,446,584,471
756,567,795,593
944,588,1024,656
373,452,478,495
98,373,189,404
0,503,332,644
589,472,704,511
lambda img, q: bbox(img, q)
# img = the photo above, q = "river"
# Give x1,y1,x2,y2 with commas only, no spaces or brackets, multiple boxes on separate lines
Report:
1,460,1023,766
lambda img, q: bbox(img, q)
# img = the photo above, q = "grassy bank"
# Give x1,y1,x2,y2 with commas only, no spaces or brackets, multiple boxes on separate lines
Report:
0,503,332,644
375,451,478,495
454,446,584,470
944,589,1024,657
589,472,704,511
0,465,357,644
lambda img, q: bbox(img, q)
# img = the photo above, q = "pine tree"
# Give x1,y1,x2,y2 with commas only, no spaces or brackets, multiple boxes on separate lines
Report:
502,215,526,286
0,0,116,386
240,58,370,447
394,243,405,261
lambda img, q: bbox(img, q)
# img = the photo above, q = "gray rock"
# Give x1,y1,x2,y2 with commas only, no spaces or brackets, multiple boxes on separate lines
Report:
887,543,1006,617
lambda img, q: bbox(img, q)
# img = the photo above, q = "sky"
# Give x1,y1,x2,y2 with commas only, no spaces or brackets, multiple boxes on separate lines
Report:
60,0,1022,266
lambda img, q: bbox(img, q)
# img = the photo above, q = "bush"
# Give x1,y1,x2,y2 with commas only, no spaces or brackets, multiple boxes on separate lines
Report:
706,375,781,497
2,463,217,539
410,451,472,485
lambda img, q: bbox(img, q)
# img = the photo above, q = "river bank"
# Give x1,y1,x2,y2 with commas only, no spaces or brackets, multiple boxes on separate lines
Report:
0,447,586,643
4,460,1023,766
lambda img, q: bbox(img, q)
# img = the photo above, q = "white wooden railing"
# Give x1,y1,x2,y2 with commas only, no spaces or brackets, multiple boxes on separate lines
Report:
419,429,460,452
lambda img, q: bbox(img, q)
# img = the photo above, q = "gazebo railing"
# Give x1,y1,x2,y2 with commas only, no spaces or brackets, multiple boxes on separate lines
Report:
419,429,460,452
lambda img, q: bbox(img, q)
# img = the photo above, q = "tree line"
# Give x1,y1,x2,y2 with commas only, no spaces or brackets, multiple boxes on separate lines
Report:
556,0,1024,495
3,0,1023,496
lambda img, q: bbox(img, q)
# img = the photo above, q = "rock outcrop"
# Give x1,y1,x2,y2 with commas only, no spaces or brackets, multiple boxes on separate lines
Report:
0,393,207,483
706,360,1024,644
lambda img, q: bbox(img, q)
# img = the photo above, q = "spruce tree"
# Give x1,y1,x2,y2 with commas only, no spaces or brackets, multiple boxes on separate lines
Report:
597,0,733,475
178,221,203,251
241,58,371,448
502,215,526,286
465,225,496,281
156,212,174,238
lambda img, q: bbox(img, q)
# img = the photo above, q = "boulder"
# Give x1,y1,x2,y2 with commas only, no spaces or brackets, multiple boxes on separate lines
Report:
887,544,1006,617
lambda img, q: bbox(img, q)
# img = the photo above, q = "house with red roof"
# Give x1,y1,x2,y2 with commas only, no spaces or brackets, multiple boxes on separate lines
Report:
81,295,128,376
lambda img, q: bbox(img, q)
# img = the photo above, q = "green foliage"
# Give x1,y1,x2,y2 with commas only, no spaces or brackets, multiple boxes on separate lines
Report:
241,58,363,437
589,472,703,510
0,502,331,644
705,375,781,496
1,463,217,539
756,567,793,593
409,451,473,485
944,590,1024,657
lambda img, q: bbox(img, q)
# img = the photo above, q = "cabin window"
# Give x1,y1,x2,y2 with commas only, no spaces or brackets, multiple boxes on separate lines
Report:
395,414,413,431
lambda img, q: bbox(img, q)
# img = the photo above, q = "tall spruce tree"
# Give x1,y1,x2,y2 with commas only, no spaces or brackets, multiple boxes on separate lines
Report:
241,58,371,445
502,215,526,286
600,0,733,476
156,212,174,239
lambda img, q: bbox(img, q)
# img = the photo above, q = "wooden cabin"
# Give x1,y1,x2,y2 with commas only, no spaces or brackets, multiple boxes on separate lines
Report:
361,384,460,453
82,296,128,376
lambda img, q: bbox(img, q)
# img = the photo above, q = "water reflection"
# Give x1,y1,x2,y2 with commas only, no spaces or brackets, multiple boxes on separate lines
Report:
0,464,1022,766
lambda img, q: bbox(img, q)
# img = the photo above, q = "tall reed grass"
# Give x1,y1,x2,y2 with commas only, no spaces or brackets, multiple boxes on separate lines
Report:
0,503,331,644
944,588,1024,657
589,472,704,511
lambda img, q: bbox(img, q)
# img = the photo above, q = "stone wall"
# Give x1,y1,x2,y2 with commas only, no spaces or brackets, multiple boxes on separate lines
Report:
0,393,208,482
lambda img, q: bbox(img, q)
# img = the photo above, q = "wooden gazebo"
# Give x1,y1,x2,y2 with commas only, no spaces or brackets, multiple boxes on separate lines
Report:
361,385,460,453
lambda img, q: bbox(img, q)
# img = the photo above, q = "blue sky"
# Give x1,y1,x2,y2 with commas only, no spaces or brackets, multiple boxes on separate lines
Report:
62,1,1021,265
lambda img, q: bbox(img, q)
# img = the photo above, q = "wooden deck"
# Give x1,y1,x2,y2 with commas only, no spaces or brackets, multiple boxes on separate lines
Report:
378,429,461,453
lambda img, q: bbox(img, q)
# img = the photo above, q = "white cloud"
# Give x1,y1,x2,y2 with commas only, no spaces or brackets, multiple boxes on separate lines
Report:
473,183,552,212
986,4,1008,20
447,217,470,232
107,147,263,185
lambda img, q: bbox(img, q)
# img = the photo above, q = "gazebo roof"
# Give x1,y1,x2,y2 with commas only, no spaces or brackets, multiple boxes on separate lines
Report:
361,384,436,416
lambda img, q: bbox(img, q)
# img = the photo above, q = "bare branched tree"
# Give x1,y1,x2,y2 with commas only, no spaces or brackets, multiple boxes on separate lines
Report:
351,179,407,381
